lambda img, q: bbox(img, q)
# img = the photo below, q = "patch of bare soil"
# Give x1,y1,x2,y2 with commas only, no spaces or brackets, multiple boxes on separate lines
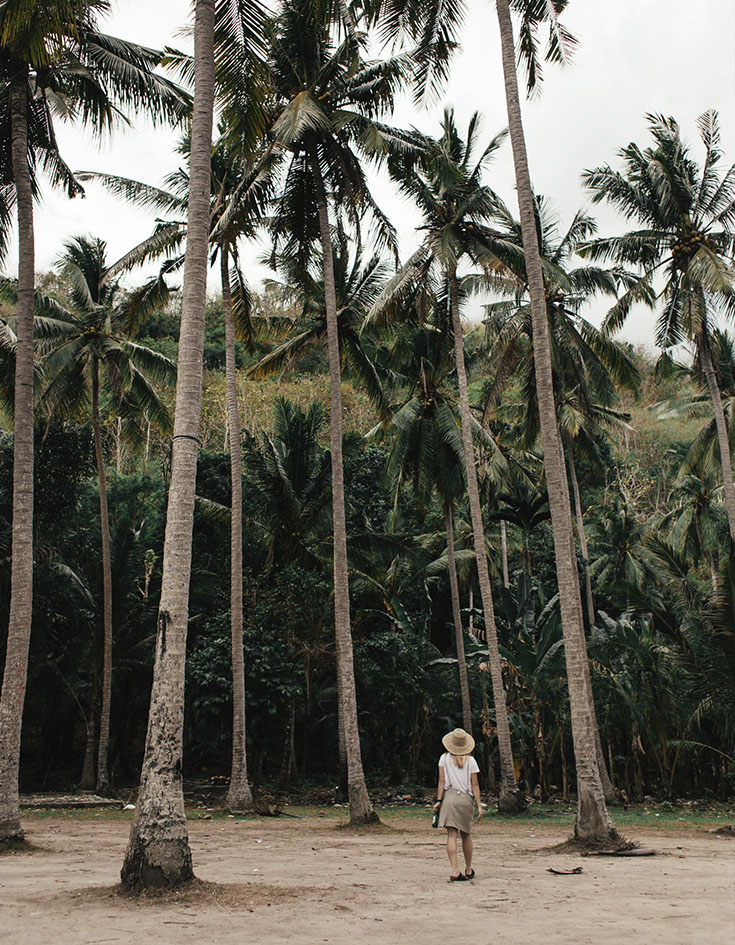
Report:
41,878,331,909
0,814,733,945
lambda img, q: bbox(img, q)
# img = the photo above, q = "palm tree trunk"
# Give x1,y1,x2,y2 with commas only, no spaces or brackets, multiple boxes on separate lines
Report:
120,0,215,890
116,416,123,474
496,0,616,841
309,143,375,825
565,444,595,626
221,247,253,813
278,700,297,788
0,69,35,844
564,444,616,803
448,272,523,812
445,505,472,733
699,334,735,540
500,520,510,588
79,712,97,792
79,667,99,791
92,360,114,796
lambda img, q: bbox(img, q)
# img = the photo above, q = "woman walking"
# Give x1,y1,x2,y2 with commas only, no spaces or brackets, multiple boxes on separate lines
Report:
433,728,484,881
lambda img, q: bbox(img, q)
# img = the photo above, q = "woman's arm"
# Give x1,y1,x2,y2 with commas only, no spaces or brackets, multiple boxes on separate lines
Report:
433,767,445,811
471,772,483,821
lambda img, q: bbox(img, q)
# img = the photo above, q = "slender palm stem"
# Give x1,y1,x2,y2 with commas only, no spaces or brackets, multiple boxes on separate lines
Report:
563,444,616,802
565,444,595,627
91,358,114,796
309,143,375,824
121,0,216,889
446,505,472,733
449,271,521,808
699,335,735,540
221,246,253,812
495,0,616,840
500,520,510,589
79,685,97,791
0,68,36,844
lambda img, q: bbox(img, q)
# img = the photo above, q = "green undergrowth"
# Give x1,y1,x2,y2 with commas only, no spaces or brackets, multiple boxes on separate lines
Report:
20,802,734,832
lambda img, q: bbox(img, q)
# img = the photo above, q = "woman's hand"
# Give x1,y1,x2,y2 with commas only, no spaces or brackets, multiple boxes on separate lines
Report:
433,800,441,811
475,804,484,822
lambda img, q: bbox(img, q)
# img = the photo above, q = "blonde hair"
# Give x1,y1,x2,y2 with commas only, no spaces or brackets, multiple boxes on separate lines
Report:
450,753,468,768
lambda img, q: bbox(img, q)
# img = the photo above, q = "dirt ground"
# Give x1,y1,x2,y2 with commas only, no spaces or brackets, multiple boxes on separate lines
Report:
1,810,733,945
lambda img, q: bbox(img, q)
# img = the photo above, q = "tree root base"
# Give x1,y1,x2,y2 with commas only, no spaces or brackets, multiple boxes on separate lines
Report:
348,809,381,827
120,835,194,894
0,835,34,855
497,791,528,814
553,831,631,855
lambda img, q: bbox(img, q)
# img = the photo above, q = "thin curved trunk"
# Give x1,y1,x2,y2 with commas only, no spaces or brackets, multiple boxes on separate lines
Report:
92,360,114,796
496,0,616,841
221,247,253,813
309,144,375,825
121,0,215,890
699,334,735,540
448,272,522,811
445,505,472,733
564,443,616,803
278,700,296,788
116,416,123,474
79,702,97,792
336,673,348,801
565,444,595,627
500,520,510,589
0,69,35,844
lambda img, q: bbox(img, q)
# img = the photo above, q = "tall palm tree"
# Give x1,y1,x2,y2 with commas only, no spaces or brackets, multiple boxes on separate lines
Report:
264,0,411,823
40,235,175,795
377,108,525,811
250,240,390,416
80,130,276,812
653,328,735,510
660,464,723,591
252,240,393,800
583,111,735,540
369,0,617,843
481,196,639,626
206,138,275,806
492,0,617,839
487,479,550,577
0,0,187,844
120,0,217,892
377,311,474,731
589,499,656,610
242,397,334,571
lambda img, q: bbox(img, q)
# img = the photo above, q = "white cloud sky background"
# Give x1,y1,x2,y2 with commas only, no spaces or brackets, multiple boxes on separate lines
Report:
12,0,735,347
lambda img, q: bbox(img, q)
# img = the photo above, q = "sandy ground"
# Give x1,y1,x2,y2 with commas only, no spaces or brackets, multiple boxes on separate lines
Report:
1,813,734,945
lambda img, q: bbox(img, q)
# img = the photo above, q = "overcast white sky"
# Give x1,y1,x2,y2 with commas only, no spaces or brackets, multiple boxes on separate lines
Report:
13,0,735,346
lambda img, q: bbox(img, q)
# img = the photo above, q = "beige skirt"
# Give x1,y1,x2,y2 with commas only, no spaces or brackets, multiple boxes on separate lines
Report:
439,789,474,833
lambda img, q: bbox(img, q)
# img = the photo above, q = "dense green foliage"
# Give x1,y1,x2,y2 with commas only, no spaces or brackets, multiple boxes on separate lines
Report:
1,288,732,799
0,1,732,815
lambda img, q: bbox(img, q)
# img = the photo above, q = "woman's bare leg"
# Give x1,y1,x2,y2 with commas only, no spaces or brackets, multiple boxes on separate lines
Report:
446,827,460,876
461,830,473,875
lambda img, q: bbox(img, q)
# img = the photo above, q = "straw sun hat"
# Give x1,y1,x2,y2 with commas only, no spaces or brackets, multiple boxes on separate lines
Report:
441,728,475,755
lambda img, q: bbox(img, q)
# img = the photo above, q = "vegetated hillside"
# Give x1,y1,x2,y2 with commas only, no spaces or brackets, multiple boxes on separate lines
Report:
2,279,732,803
613,349,705,517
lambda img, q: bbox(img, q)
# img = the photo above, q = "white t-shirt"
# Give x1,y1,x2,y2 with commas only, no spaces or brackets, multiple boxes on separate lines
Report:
439,753,479,796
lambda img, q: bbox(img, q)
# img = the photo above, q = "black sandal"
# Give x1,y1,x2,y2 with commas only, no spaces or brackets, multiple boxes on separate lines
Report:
450,873,467,882
464,869,475,880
